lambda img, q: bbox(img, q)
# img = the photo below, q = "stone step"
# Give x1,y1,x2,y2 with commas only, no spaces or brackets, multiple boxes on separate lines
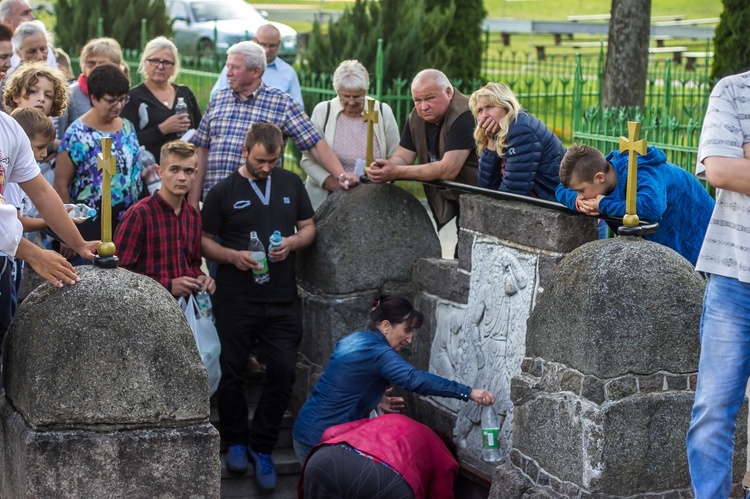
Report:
220,472,299,498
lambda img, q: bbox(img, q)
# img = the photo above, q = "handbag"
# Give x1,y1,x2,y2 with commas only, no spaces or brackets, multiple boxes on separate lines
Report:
178,293,222,396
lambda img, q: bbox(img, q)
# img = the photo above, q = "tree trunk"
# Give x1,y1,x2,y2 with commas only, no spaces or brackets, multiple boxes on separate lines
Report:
602,0,651,107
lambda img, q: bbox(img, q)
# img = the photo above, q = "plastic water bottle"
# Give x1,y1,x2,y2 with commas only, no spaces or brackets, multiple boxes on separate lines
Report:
194,288,213,319
174,97,188,116
482,406,502,463
67,203,97,219
267,230,282,263
26,203,96,219
139,146,161,194
248,231,269,284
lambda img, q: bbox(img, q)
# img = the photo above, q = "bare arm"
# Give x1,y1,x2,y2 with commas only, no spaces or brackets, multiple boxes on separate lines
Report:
15,238,78,287
201,231,257,271
291,218,315,250
368,148,470,183
307,140,359,188
189,146,208,209
704,155,750,195
20,175,98,260
53,151,75,204
263,218,316,263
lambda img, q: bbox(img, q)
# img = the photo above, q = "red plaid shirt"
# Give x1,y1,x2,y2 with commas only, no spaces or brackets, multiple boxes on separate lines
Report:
114,193,203,292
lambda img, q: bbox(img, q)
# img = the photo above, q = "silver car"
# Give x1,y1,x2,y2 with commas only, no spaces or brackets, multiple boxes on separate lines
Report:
165,0,297,63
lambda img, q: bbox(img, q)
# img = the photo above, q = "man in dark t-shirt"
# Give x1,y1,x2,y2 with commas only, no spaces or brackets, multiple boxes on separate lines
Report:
366,68,478,230
201,123,315,493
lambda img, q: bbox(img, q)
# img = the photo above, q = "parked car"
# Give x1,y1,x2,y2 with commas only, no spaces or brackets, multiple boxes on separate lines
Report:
165,0,297,63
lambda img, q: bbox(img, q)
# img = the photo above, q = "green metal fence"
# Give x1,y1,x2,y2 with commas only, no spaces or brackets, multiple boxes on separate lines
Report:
71,38,713,195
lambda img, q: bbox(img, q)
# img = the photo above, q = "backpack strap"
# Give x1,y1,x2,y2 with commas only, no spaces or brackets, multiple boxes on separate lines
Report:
322,101,332,134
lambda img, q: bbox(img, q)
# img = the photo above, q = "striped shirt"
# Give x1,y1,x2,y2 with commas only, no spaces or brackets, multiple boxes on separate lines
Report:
193,83,321,197
695,70,750,282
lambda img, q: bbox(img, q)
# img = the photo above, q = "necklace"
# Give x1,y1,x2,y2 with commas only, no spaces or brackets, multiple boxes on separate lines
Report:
147,82,174,108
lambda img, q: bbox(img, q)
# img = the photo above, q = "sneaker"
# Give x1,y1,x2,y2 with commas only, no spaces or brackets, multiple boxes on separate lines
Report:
248,447,276,492
226,445,248,474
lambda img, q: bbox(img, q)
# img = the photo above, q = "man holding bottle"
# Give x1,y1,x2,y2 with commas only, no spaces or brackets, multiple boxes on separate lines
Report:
200,123,315,493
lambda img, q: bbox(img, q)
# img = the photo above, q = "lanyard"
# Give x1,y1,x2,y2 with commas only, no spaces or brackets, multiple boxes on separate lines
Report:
248,176,271,206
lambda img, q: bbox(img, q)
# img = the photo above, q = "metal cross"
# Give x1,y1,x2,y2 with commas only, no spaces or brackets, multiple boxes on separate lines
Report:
619,121,647,228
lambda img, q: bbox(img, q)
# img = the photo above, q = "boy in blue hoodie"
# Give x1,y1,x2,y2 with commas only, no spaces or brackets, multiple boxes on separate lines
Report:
555,144,714,266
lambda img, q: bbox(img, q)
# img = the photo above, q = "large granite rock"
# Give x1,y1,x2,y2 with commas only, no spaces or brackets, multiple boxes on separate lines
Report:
508,237,746,497
297,183,441,295
526,237,703,378
0,266,220,498
4,266,208,428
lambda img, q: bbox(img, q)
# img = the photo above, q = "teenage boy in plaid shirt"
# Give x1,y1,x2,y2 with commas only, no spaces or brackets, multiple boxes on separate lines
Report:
114,140,215,298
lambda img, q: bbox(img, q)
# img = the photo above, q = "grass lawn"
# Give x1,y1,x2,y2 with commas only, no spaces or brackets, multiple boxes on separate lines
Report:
261,0,722,23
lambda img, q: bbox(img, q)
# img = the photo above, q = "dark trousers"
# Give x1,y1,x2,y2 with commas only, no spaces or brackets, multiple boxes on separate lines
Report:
0,257,15,354
214,298,302,454
303,445,414,499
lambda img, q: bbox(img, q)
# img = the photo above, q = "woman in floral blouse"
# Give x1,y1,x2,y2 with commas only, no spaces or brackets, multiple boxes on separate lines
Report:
55,63,144,243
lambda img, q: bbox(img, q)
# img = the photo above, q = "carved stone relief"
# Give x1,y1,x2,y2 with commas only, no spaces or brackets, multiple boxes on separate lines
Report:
428,238,538,460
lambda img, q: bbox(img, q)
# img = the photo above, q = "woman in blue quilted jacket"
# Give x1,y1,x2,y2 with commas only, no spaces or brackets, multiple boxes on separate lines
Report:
469,82,564,201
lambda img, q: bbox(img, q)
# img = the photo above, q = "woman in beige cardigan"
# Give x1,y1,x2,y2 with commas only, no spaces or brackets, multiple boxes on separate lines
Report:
300,60,400,210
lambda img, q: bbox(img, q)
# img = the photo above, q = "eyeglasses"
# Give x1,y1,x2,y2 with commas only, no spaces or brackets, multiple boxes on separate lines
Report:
339,95,366,104
255,42,280,49
100,95,130,106
146,58,175,68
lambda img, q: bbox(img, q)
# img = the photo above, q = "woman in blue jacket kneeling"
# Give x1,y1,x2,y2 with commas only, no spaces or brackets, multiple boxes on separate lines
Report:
292,295,495,464
469,82,564,200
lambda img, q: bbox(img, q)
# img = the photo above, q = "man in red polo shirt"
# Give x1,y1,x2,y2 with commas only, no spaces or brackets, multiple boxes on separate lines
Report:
114,140,215,298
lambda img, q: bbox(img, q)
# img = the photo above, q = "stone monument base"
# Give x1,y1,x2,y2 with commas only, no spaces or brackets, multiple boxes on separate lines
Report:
0,398,220,498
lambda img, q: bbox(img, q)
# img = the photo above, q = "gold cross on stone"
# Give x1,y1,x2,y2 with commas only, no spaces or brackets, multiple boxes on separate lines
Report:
95,137,119,267
363,98,379,169
619,121,647,228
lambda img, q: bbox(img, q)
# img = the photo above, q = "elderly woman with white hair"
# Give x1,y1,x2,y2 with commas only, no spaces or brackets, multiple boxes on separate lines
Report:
10,19,50,66
300,59,400,210
121,36,201,161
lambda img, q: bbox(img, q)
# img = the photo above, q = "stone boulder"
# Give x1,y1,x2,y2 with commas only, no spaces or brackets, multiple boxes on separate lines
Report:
526,237,702,378
510,237,746,497
4,266,208,428
297,183,441,295
0,266,219,498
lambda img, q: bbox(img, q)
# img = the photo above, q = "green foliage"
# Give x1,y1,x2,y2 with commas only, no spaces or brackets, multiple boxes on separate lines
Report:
55,0,172,54
711,0,750,81
302,0,483,87
434,0,486,86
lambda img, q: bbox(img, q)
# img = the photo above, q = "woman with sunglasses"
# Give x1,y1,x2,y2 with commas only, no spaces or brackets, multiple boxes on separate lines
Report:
54,63,144,244
122,36,201,162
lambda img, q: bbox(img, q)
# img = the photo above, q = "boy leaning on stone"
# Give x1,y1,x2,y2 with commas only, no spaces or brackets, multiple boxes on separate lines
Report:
554,144,714,266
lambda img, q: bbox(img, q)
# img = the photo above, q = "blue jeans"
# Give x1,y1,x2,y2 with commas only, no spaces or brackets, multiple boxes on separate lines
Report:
687,274,750,498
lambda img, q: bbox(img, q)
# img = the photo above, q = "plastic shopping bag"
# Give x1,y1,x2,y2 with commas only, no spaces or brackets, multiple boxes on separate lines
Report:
179,293,222,396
